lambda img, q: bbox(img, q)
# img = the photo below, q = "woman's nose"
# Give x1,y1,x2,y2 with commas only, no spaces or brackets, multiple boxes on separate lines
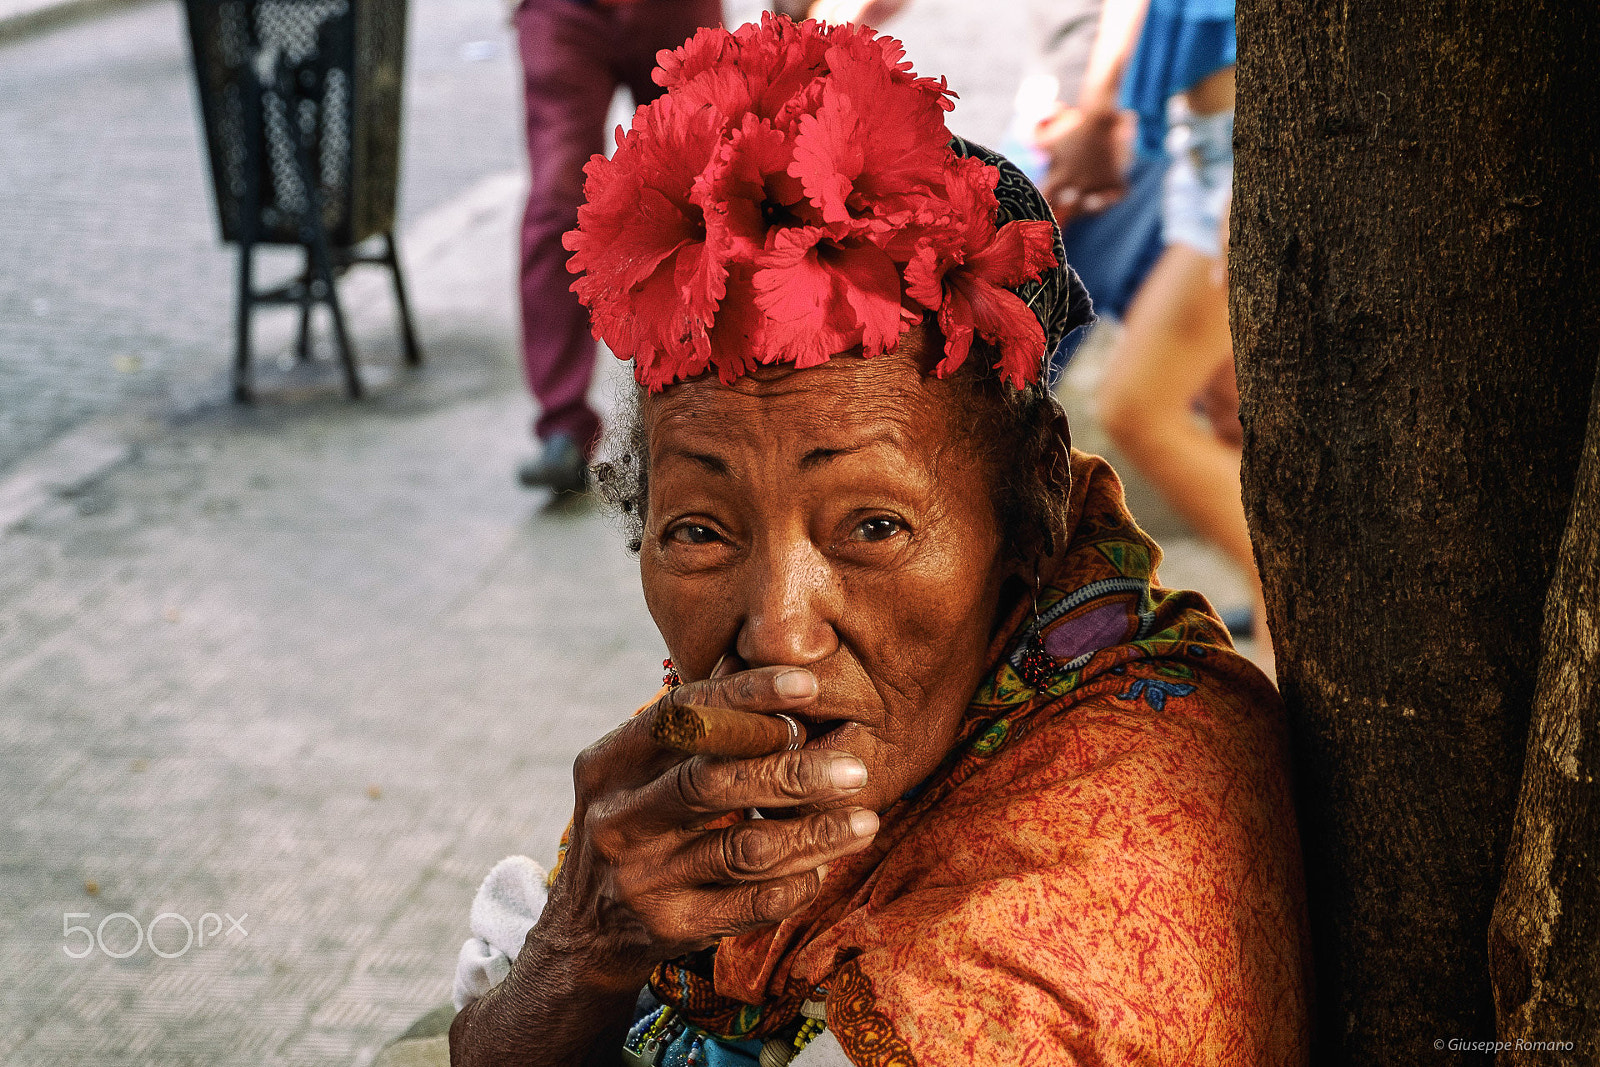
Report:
735,539,839,669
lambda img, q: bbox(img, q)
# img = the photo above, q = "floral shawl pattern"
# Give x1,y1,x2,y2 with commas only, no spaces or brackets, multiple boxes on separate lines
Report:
648,450,1311,1065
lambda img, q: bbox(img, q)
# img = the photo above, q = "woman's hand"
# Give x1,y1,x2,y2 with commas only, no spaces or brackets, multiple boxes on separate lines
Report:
550,665,878,976
451,665,879,1066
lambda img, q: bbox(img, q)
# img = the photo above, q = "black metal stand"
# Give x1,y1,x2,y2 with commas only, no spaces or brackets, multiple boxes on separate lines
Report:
234,231,420,403
229,32,420,404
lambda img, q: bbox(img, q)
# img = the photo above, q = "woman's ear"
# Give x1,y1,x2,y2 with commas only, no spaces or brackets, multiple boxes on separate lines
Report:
1034,407,1075,560
1045,407,1074,499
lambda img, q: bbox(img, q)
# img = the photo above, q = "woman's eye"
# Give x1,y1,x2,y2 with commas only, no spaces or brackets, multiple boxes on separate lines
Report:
668,524,720,545
851,517,903,543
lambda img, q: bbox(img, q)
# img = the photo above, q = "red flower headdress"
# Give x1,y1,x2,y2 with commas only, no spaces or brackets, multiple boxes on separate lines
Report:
563,15,1061,391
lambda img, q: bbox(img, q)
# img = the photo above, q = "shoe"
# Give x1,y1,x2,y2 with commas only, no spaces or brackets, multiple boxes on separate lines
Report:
517,433,587,494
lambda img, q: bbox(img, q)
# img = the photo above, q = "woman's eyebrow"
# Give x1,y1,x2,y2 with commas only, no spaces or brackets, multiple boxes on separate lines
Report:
659,448,729,475
799,445,862,469
799,432,904,470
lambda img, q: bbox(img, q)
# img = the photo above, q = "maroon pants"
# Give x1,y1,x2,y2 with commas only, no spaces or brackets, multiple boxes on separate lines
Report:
515,0,721,454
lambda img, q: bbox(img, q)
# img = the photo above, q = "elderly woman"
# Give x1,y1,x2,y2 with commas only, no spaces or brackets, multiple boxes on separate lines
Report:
448,16,1307,1067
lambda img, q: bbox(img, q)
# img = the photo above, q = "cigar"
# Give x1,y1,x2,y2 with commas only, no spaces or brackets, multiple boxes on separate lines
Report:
650,701,803,758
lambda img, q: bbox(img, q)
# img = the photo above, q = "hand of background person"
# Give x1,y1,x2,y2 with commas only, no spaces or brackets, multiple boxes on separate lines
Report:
804,0,912,27
1038,106,1134,225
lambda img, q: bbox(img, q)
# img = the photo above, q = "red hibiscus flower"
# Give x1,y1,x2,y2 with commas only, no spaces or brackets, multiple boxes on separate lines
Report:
694,114,809,264
786,39,953,233
564,93,728,374
753,224,910,368
904,156,1059,388
565,15,1057,392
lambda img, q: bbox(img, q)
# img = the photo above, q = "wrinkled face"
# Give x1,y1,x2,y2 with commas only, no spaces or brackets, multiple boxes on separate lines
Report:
640,336,1019,813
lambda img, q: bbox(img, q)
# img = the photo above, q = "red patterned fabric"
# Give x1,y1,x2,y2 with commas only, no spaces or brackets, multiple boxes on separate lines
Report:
651,449,1311,1065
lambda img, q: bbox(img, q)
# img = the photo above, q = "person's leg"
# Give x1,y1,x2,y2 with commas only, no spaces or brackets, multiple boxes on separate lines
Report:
1097,245,1248,577
1098,244,1267,648
516,0,614,465
1097,241,1269,667
615,0,723,108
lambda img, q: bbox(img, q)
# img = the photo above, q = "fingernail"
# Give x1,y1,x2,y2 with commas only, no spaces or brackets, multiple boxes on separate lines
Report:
849,809,879,838
775,669,816,698
828,758,867,790
816,863,831,883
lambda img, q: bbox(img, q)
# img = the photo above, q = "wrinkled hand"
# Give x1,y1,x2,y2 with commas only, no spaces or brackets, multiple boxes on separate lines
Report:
805,0,911,28
1039,107,1133,225
538,665,880,987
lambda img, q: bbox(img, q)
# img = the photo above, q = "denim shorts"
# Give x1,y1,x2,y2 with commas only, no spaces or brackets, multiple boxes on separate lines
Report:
1161,106,1233,258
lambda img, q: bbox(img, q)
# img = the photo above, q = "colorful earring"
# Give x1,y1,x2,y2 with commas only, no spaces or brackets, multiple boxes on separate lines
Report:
1016,636,1056,689
662,658,681,688
1014,576,1057,689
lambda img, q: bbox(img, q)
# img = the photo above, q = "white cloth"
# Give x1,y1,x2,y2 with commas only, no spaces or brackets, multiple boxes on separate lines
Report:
451,855,549,1010
790,1030,853,1066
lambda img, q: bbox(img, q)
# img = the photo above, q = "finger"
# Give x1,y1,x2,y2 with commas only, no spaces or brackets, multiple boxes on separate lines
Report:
673,664,817,712
692,807,878,884
651,702,802,758
651,748,869,820
693,868,831,939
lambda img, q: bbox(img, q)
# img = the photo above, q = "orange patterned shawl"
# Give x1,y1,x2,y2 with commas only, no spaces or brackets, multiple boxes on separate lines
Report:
648,451,1311,1065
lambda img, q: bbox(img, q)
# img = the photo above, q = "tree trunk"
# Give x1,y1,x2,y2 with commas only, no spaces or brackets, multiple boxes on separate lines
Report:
1231,1,1600,1062
1489,360,1600,1064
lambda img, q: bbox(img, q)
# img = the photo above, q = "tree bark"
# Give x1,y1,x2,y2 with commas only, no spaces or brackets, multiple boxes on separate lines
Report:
1490,360,1600,1064
1231,1,1600,1062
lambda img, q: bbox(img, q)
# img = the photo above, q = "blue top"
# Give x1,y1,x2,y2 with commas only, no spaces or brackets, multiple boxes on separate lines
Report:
1120,0,1237,157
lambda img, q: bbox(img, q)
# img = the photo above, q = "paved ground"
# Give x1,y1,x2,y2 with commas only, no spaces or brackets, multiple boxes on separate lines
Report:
0,167,658,1067
0,3,1252,1065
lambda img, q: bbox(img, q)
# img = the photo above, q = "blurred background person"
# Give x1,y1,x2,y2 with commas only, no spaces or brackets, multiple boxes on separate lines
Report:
514,0,723,493
1030,0,1164,371
1085,0,1259,656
